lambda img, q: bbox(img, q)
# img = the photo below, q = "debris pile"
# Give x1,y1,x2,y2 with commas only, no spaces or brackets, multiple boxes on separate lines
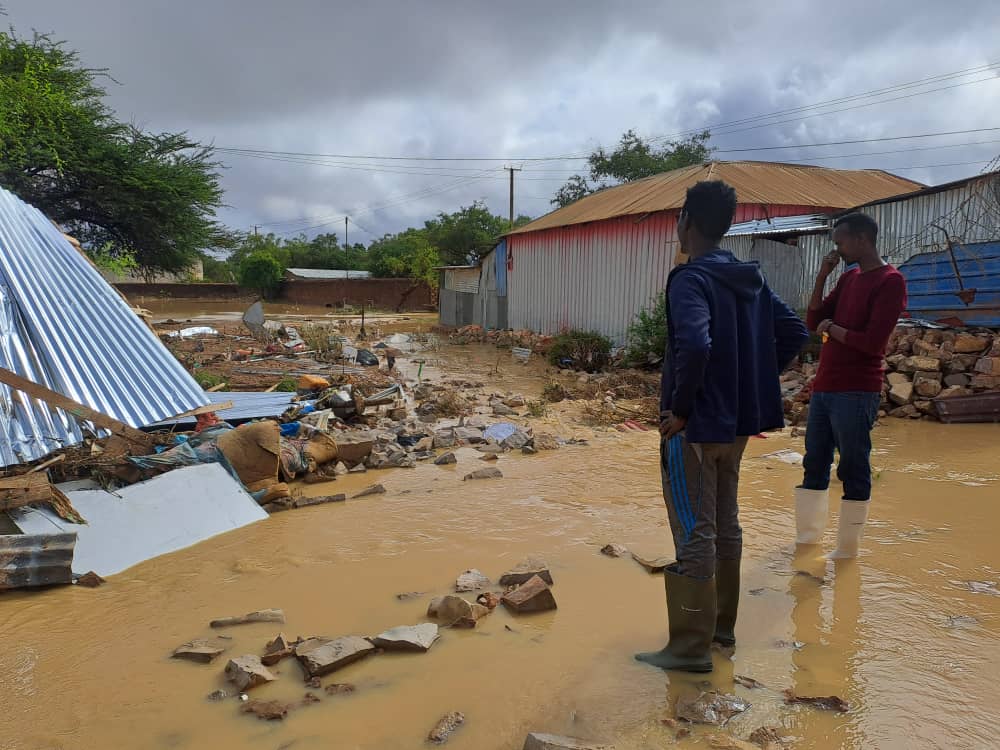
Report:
445,325,554,353
780,324,1000,423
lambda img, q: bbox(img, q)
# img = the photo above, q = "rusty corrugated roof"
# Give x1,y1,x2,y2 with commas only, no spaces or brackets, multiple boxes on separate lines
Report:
509,161,924,235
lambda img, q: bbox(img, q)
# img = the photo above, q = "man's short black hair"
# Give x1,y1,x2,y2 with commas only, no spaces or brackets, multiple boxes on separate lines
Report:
834,212,879,243
682,180,738,243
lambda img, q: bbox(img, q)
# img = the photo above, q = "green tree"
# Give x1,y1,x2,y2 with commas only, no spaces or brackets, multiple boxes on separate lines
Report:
367,229,440,285
237,251,284,297
200,252,234,283
423,201,529,265
552,129,713,207
0,29,228,275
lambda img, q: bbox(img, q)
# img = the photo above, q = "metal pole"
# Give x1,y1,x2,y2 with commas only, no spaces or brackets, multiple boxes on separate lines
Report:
345,217,348,248
505,166,521,229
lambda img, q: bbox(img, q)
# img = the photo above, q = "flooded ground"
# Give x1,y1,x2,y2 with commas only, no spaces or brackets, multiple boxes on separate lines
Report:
3,318,1000,750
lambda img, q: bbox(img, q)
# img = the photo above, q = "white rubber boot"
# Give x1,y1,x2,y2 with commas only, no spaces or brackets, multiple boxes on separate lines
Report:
795,487,829,544
828,500,870,559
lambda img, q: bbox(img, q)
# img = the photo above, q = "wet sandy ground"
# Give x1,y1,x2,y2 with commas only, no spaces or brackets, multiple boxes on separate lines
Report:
3,337,1000,750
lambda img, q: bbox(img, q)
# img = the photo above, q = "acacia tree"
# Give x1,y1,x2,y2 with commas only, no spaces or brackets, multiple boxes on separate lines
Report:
552,129,713,207
0,29,229,275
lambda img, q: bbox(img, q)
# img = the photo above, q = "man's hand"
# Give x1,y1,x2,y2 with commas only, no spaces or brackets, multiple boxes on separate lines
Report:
816,318,834,336
819,250,841,278
660,414,687,440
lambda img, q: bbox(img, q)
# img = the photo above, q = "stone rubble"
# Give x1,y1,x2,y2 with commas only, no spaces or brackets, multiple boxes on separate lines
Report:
295,636,376,678
224,655,277,691
369,623,440,652
501,575,557,614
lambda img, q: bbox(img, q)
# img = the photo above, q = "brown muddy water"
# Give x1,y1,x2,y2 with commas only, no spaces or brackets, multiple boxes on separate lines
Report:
3,336,1000,750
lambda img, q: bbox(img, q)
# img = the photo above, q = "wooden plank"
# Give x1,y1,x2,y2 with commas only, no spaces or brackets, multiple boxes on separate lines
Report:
206,383,228,392
159,401,234,421
0,474,53,512
0,368,154,451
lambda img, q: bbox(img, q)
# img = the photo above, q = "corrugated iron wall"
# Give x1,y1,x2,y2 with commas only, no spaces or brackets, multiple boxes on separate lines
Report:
508,204,824,343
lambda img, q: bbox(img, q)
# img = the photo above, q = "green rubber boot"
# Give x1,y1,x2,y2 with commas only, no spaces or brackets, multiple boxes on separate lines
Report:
714,558,740,648
635,565,716,673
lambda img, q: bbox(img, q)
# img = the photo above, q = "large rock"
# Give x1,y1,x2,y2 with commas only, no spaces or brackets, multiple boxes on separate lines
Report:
503,430,531,450
886,372,910,387
889,404,920,419
353,484,386,498
944,373,971,387
493,403,518,417
426,595,490,627
499,558,553,586
434,452,458,465
631,553,672,573
938,385,973,399
261,633,295,666
456,569,491,592
974,357,1000,375
464,467,503,481
899,356,940,373
954,333,991,353
501,575,557,613
172,637,231,664
971,374,1000,390
334,433,375,465
428,711,465,744
454,426,485,443
913,372,942,398
369,623,440,652
433,431,457,449
295,636,376,678
224,655,277,690
947,354,981,374
523,734,614,750
533,434,560,451
889,381,914,405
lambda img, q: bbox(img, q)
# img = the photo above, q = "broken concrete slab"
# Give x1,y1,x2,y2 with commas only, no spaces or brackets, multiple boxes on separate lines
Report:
353,484,386,498
501,575,557,613
296,636,376,678
523,733,615,750
293,494,347,508
464,467,503,480
456,568,491,591
10,464,267,577
499,558,553,586
261,633,294,667
224,655,277,691
333,433,375,464
210,609,285,628
171,637,232,664
434,452,458,465
428,711,465,744
369,623,440,652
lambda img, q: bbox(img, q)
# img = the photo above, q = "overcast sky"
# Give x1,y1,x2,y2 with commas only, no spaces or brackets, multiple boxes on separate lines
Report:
6,1,1000,242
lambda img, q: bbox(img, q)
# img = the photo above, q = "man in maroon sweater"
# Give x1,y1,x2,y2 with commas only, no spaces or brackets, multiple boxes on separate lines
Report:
795,212,907,558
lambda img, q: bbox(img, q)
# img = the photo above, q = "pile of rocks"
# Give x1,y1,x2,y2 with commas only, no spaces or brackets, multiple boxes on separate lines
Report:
446,324,554,353
781,325,1000,422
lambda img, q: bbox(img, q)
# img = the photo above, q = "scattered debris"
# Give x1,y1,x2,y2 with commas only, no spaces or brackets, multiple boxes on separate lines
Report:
324,683,356,695
301,692,321,705
463,467,503,480
292,493,346,508
965,580,1000,596
733,675,766,690
353,484,387,498
522,733,614,750
224,655,277,691
74,571,106,587
456,569,491,592
944,615,979,628
395,591,424,601
782,690,849,712
211,609,286,628
600,544,628,558
773,639,805,651
501,575,557,614
707,735,759,750
428,711,465,744
675,691,750,725
0,532,76,591
476,592,500,610
369,623,440,652
747,727,787,749
295,636,376,678
206,689,228,702
499,558,553,586
427,595,491,627
172,637,232,664
241,699,289,721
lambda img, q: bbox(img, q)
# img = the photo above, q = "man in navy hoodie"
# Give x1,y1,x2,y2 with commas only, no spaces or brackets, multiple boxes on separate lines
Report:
636,181,808,672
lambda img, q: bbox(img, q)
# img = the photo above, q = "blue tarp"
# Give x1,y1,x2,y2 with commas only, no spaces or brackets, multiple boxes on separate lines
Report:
898,241,1000,327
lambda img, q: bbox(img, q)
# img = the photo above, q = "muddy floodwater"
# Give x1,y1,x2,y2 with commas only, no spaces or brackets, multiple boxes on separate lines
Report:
3,335,1000,750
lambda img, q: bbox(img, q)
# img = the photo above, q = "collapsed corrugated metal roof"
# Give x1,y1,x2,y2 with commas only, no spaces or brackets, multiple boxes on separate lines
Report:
0,186,209,467
725,214,830,237
509,161,924,235
152,390,295,426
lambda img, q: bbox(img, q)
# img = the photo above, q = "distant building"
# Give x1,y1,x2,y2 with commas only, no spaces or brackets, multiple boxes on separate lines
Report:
503,161,921,343
285,268,371,280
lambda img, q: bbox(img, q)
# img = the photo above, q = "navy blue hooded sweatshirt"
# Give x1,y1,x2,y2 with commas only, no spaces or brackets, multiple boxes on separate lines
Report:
660,250,808,444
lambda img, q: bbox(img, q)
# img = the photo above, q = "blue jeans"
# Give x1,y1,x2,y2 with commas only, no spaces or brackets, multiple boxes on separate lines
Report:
801,391,881,501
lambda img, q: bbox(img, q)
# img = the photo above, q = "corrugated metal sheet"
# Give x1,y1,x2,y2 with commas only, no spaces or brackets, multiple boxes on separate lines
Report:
153,390,296,426
445,267,480,294
0,187,209,466
495,240,508,297
725,214,829,237
898,241,1000,326
0,532,76,590
285,268,371,279
727,238,823,311
509,203,829,344
509,161,921,235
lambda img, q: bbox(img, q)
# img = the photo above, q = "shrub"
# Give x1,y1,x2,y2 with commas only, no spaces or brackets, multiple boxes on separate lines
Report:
542,382,568,403
193,370,225,389
274,377,298,392
547,329,612,373
624,292,667,367
526,400,547,417
237,251,284,297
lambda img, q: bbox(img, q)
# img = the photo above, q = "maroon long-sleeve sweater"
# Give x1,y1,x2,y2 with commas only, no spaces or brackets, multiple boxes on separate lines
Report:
808,265,907,393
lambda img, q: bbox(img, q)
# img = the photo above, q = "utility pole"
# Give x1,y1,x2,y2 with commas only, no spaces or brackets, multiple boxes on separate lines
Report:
505,165,522,229
252,224,259,237
344,217,348,248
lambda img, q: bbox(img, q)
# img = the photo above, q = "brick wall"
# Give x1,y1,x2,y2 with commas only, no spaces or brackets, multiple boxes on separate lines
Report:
115,283,251,301
279,279,434,311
